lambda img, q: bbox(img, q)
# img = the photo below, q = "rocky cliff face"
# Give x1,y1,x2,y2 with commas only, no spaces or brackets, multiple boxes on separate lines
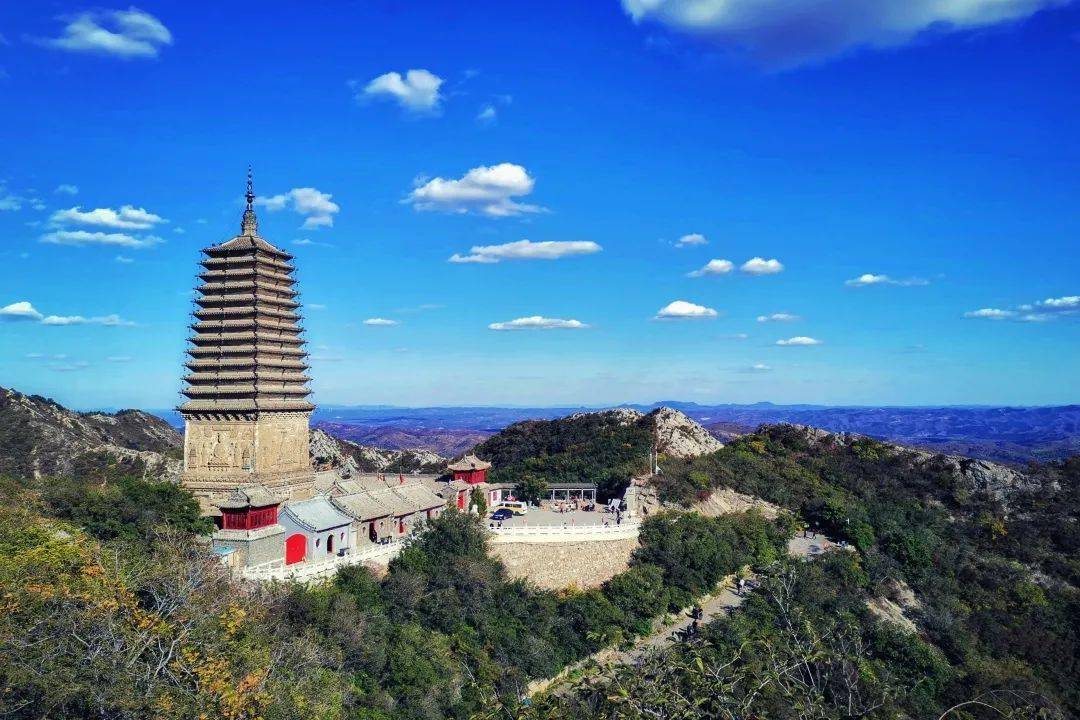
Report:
309,428,446,475
0,386,182,480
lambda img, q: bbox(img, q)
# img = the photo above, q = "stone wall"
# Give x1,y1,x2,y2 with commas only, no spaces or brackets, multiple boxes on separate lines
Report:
212,524,286,568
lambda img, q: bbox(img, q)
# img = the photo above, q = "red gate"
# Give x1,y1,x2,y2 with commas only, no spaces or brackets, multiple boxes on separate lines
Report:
285,533,306,565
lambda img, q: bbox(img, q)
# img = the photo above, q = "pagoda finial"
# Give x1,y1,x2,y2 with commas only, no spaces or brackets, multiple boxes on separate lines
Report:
241,165,258,236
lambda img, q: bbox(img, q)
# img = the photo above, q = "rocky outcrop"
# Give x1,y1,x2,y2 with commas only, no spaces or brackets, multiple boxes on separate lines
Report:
569,407,644,426
309,428,446,475
0,386,181,480
569,406,724,459
867,577,921,634
635,479,779,519
648,407,725,458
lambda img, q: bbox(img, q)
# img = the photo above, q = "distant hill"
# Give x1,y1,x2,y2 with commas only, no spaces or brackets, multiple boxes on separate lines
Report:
313,421,487,457
471,406,721,499
309,428,447,475
687,404,1080,465
0,386,182,480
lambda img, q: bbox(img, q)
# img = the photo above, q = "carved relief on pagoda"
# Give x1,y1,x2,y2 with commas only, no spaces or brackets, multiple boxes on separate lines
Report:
184,422,256,474
253,413,310,473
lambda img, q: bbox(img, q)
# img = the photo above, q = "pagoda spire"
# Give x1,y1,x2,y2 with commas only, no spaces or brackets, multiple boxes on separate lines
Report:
240,166,258,236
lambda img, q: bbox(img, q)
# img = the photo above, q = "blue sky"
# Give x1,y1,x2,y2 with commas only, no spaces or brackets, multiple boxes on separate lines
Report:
1,0,1078,410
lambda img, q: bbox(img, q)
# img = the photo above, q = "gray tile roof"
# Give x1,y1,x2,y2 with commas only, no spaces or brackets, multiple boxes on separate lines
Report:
392,482,447,512
282,496,353,531
214,484,280,509
330,492,392,522
447,454,491,472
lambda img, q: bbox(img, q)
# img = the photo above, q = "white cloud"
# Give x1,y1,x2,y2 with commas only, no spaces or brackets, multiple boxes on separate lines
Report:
106,355,132,362
675,232,708,247
776,336,822,346
293,238,334,248
655,300,719,320
964,307,1015,320
743,363,772,373
307,303,327,310
115,255,134,263
55,184,79,195
39,8,172,59
40,230,163,248
1,301,43,322
0,192,23,211
1,300,133,326
964,295,1079,322
687,258,734,277
477,104,497,123
757,312,799,322
619,0,1067,68
360,69,444,113
1037,295,1079,311
363,318,399,327
448,253,499,264
846,273,929,287
50,361,90,372
51,205,165,230
407,163,543,217
42,313,135,327
740,257,784,275
257,187,340,229
488,316,590,331
449,239,602,264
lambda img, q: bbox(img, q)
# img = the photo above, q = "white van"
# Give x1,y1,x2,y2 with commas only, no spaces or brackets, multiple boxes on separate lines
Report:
495,500,528,515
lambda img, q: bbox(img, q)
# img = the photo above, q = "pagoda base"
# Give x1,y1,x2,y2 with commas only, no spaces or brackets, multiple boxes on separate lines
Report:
181,411,315,505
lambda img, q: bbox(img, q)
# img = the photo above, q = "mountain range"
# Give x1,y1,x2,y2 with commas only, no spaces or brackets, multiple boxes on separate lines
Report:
306,402,1079,464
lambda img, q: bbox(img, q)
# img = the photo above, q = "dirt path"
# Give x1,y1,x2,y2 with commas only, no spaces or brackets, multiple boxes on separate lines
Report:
621,534,839,661
529,533,840,696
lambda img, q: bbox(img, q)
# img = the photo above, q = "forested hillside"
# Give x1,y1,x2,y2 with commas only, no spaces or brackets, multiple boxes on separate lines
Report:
0,469,784,719
528,425,1080,718
2,412,1077,719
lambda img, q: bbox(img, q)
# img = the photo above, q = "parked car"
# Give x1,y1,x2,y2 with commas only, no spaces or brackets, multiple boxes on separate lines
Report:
494,501,528,515
491,508,514,521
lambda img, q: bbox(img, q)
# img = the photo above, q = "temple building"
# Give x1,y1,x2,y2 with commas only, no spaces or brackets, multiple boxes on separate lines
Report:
447,454,492,484
179,172,315,504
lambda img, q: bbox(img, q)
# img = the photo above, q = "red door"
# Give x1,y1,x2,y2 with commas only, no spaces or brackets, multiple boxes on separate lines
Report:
285,533,306,565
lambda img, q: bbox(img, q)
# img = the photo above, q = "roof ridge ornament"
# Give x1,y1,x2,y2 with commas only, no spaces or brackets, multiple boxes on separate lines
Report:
241,165,258,236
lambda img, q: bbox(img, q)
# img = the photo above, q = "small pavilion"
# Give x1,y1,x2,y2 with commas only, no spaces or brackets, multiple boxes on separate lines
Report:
447,454,492,484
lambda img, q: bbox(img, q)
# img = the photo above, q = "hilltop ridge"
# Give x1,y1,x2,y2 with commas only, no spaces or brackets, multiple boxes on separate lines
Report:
0,386,182,480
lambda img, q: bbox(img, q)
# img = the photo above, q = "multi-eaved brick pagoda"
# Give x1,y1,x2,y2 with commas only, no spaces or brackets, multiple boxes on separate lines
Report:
179,171,315,503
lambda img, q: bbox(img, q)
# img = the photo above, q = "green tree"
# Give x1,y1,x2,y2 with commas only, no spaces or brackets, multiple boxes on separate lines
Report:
469,486,487,516
515,473,549,505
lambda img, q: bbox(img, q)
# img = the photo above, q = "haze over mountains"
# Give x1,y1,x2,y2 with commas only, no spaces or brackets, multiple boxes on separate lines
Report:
310,402,1079,464
144,402,1080,464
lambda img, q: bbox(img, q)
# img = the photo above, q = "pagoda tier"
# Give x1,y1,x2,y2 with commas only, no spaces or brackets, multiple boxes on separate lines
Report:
179,230,314,414
193,306,300,321
186,357,309,370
